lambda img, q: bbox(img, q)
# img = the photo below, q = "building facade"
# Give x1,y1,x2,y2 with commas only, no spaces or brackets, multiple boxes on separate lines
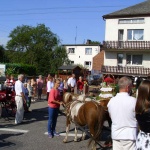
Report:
102,0,150,77
63,40,101,72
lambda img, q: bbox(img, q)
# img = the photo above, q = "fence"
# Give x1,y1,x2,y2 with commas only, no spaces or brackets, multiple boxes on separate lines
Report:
101,66,150,76
103,41,150,49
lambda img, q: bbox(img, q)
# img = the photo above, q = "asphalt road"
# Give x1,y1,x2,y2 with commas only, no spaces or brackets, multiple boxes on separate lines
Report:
0,95,111,150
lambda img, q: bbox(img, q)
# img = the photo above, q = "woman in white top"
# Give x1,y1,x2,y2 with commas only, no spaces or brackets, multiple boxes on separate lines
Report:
46,77,54,101
27,79,33,110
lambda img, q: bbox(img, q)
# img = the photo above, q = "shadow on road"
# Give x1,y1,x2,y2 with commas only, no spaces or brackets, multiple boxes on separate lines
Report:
0,133,23,148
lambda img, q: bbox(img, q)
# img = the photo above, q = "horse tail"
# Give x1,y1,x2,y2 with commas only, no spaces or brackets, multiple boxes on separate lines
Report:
88,104,106,147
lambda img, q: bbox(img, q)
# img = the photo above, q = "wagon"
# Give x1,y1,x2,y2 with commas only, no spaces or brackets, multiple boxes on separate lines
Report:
0,87,16,117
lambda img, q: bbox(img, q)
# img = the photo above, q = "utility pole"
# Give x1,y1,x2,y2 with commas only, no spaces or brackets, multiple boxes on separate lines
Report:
75,26,77,45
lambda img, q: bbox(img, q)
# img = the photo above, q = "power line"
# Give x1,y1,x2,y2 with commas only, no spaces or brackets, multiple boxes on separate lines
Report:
0,5,127,12
0,10,120,16
0,17,102,22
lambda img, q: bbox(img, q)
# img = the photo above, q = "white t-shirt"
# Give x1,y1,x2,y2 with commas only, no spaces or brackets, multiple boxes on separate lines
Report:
67,77,76,87
107,92,138,140
15,80,24,96
47,81,54,92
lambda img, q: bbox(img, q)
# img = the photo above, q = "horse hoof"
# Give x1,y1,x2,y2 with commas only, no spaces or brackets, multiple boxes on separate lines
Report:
74,139,78,142
78,137,83,141
63,139,67,143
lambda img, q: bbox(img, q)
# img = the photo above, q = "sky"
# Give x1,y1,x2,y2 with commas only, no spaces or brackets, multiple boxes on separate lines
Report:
0,0,145,47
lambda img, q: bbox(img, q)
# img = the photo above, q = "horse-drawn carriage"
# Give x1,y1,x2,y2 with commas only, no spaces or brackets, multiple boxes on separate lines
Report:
0,85,16,117
61,74,124,149
62,92,112,150
62,74,139,149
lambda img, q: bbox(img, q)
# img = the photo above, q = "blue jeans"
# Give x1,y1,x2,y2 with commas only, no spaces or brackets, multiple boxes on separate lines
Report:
48,107,59,135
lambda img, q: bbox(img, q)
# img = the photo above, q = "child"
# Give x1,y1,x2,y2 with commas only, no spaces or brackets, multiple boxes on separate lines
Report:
27,79,33,110
23,83,29,112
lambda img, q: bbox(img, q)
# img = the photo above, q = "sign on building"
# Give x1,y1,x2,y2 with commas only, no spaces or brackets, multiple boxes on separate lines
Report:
0,64,6,77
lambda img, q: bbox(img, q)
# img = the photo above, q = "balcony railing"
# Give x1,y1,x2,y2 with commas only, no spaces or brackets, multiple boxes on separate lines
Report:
84,65,91,69
101,66,150,77
103,41,150,49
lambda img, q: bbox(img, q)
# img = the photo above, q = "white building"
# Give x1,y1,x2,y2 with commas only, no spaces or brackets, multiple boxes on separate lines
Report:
63,40,101,72
102,0,150,77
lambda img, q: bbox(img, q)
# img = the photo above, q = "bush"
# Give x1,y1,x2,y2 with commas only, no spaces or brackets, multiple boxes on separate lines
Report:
5,63,36,76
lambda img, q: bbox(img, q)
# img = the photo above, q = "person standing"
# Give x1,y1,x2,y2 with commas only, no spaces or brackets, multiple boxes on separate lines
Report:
63,76,69,93
46,77,54,101
46,74,51,83
15,74,26,124
104,74,114,85
23,83,29,112
135,80,150,150
27,79,32,111
9,74,15,91
47,79,64,138
58,78,64,97
77,76,84,94
4,74,10,88
31,76,37,102
37,75,44,100
107,76,138,150
67,73,76,93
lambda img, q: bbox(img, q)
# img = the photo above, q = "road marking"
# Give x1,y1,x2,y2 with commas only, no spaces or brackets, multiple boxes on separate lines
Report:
44,132,82,137
0,128,29,133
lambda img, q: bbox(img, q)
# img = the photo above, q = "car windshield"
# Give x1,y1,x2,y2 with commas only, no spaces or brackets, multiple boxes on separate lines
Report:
93,74,102,79
89,75,94,79
93,75,98,79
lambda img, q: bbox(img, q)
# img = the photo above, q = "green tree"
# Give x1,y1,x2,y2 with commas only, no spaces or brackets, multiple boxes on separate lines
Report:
4,50,26,63
0,45,5,62
90,40,101,44
6,24,69,75
49,46,70,73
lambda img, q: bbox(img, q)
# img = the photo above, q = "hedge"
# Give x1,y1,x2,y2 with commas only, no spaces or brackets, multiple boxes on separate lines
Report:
5,63,36,76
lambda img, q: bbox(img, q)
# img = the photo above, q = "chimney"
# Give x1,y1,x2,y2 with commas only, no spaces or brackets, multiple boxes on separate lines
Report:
86,39,91,44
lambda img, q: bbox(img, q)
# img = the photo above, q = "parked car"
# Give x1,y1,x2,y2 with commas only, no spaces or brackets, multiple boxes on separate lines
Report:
86,74,103,85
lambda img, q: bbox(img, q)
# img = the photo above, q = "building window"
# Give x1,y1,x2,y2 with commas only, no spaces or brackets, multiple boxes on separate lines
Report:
70,61,74,64
85,48,92,55
117,53,123,65
126,54,142,65
118,18,144,24
84,61,91,68
127,29,144,41
68,48,75,54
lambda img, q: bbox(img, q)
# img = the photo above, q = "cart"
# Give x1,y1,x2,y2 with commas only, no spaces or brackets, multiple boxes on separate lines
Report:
0,87,16,117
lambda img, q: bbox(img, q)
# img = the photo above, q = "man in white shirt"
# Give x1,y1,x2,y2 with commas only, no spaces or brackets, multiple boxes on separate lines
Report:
67,74,76,93
107,76,138,150
15,74,26,124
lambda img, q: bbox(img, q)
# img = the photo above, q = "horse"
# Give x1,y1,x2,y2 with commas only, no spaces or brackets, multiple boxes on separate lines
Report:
62,92,107,150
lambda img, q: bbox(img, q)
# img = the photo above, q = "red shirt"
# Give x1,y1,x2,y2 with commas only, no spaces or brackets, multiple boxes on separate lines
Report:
77,80,84,90
48,89,61,108
104,77,114,83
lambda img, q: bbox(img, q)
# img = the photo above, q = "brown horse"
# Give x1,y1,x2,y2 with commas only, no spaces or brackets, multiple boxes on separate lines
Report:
63,92,107,150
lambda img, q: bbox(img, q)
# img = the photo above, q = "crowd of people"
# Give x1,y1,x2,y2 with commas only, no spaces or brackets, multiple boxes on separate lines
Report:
46,74,150,150
2,72,150,150
1,74,84,127
107,76,150,150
